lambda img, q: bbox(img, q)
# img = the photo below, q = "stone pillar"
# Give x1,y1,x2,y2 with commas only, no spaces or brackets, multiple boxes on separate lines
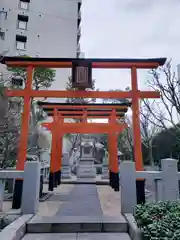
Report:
155,180,163,201
161,158,179,201
21,161,41,214
39,149,50,164
61,152,71,179
5,179,14,194
120,161,137,214
0,180,5,212
101,155,109,179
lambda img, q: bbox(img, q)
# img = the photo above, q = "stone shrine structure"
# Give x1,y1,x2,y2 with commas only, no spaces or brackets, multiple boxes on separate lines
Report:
77,136,96,181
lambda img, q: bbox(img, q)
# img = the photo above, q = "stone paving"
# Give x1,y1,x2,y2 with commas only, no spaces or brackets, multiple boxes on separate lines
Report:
97,186,121,216
37,184,74,217
0,183,132,239
23,184,130,240
0,184,121,217
56,184,102,216
23,233,131,239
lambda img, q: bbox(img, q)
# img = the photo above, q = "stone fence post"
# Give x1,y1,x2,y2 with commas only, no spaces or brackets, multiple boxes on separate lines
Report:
0,180,5,212
21,161,41,214
62,152,71,179
161,158,179,201
120,158,179,214
120,161,137,214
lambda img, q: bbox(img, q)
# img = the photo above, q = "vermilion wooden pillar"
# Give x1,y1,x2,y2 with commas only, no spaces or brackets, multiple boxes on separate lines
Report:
55,115,63,186
110,133,119,191
55,134,63,185
108,134,113,188
108,110,119,191
131,67,145,204
43,113,63,190
131,67,143,170
49,110,58,191
12,66,33,209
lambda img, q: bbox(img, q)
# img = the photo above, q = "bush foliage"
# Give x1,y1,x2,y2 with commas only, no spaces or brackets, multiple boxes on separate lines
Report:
135,201,180,239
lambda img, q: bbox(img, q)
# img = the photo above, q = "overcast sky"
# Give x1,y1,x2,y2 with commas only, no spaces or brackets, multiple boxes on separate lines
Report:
80,0,180,91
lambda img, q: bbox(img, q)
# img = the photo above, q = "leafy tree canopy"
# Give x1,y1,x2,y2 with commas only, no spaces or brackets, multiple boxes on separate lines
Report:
7,56,56,90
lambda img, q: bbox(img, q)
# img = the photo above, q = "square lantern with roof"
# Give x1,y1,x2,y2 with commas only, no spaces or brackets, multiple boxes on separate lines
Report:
72,60,92,89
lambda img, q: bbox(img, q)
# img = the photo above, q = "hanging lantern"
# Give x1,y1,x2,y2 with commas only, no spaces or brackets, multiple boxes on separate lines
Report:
72,60,92,89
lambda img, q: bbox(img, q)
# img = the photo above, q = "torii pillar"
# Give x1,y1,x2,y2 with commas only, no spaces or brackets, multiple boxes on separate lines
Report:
108,110,119,191
42,117,63,191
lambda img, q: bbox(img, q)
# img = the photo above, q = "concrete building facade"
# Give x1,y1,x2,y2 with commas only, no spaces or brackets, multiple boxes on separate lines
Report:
0,0,82,89
0,0,83,163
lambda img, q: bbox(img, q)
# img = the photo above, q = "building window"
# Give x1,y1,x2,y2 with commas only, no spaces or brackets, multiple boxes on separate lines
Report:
0,10,8,20
19,0,30,10
16,35,27,50
0,31,5,40
17,15,28,30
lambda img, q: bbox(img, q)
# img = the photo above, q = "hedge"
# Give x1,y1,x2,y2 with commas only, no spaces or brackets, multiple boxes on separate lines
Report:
134,201,180,239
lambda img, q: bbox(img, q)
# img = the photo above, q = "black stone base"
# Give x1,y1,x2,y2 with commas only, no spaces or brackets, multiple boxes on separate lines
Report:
112,172,119,192
12,179,23,209
48,172,54,191
53,172,57,188
57,170,61,185
109,171,119,192
55,171,60,187
109,171,113,188
136,179,145,204
39,175,44,198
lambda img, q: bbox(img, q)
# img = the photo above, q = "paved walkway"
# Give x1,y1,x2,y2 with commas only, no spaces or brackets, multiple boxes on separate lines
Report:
21,184,130,240
56,184,102,216
23,233,131,239
0,184,121,217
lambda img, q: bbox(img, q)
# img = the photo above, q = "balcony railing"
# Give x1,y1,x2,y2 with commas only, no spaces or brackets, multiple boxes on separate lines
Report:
78,11,82,27
77,27,81,43
77,27,81,36
77,44,80,53
78,0,82,12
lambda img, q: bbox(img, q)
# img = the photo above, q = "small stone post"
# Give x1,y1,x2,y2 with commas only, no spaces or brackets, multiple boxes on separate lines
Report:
161,158,179,201
101,151,109,179
155,180,163,201
61,152,71,179
120,161,137,214
6,179,14,194
21,161,41,214
0,180,5,212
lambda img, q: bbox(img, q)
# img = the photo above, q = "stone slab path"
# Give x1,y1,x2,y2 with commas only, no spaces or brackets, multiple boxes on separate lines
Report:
23,233,131,240
22,184,131,239
56,184,102,216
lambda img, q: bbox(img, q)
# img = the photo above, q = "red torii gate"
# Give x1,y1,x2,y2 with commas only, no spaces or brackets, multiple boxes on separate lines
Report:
1,56,166,209
40,105,128,192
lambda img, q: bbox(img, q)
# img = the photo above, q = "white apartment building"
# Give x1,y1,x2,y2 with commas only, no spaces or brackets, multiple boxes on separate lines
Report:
0,0,82,90
0,0,83,159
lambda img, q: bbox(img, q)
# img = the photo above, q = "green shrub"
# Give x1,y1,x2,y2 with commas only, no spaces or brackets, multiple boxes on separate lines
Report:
134,201,180,239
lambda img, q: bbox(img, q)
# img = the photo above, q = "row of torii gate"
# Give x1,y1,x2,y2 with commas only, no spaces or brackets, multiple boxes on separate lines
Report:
1,56,166,209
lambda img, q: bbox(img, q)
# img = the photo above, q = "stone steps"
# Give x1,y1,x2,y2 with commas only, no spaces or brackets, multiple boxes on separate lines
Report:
22,232,131,240
27,215,128,234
